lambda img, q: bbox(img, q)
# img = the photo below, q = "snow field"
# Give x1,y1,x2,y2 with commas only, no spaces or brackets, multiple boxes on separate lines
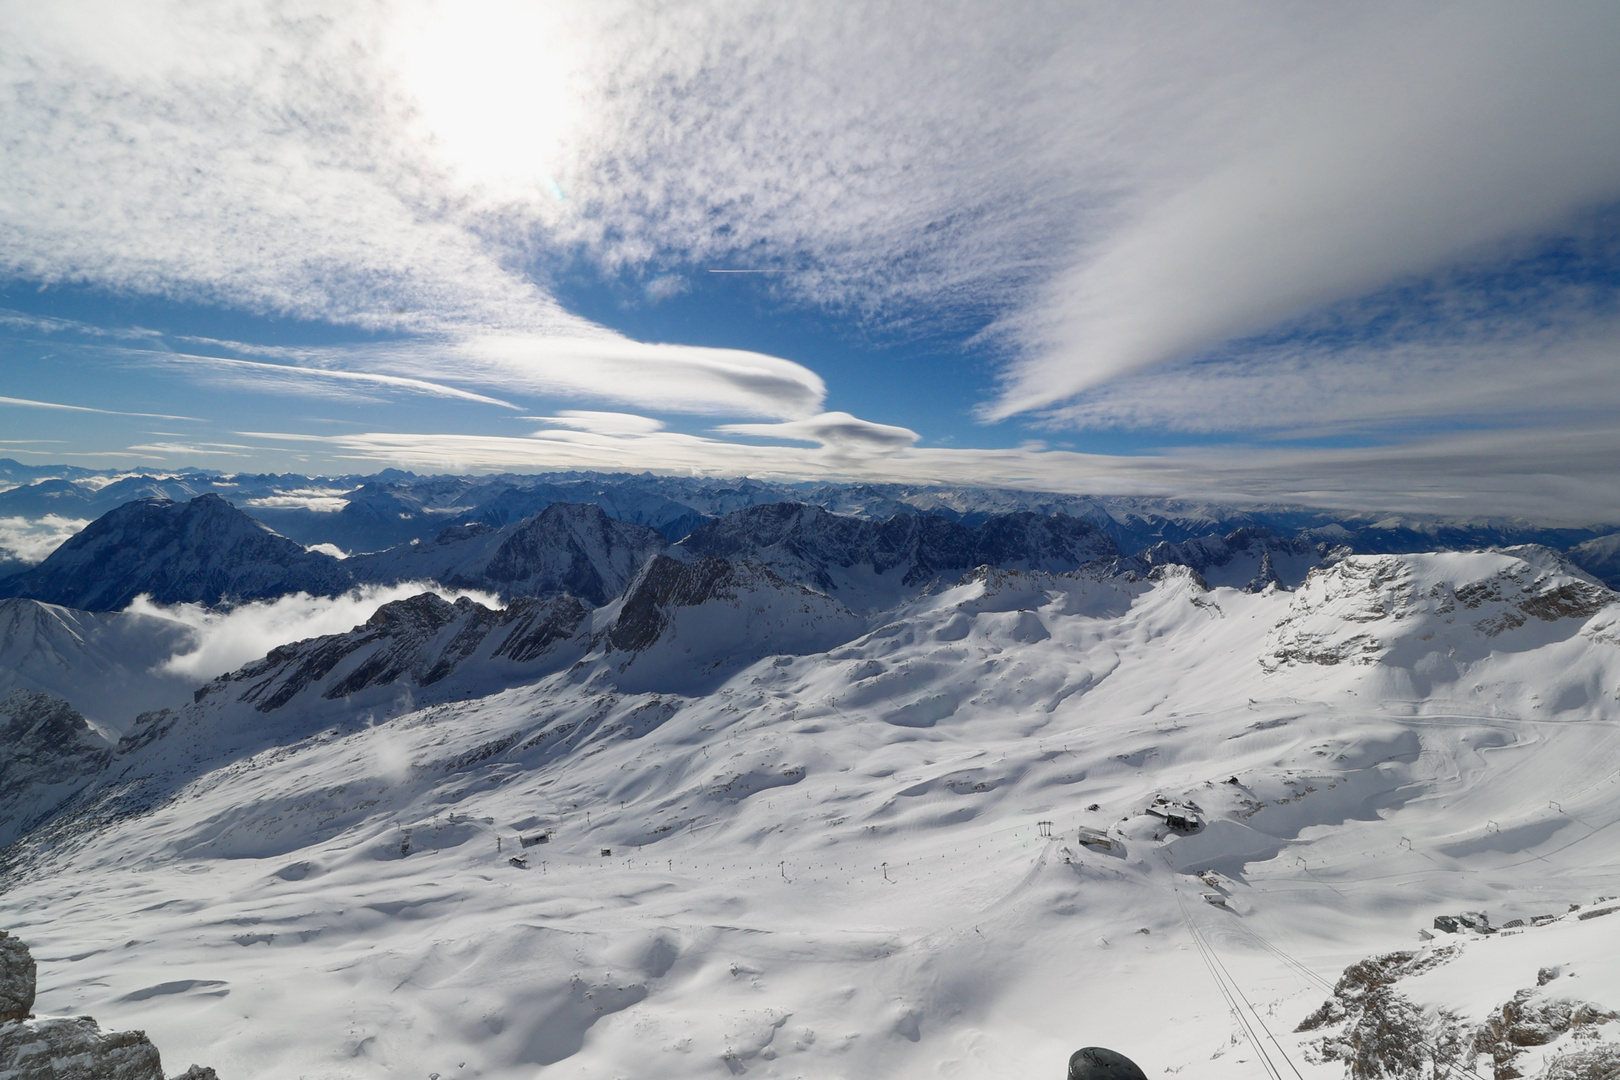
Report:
4,550,1620,1078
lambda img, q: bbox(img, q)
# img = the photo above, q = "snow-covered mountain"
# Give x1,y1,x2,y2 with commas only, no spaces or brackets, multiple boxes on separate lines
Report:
678,502,1119,611
201,592,591,720
6,544,1620,1079
4,460,1620,1080
1568,529,1620,588
0,598,199,730
2,494,1149,618
347,502,670,605
8,460,1611,564
467,483,711,543
0,495,352,610
0,496,673,614
1108,526,1331,590
604,554,864,693
151,552,860,730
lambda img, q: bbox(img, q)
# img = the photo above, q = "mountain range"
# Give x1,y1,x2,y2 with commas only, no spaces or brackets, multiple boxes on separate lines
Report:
4,459,1615,571
4,463,1620,1080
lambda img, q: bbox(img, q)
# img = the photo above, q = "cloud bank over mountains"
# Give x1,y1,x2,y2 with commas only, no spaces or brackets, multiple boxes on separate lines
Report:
2,1,1618,512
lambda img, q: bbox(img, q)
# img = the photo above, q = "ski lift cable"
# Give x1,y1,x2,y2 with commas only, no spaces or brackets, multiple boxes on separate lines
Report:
1223,917,1335,993
1189,913,1309,1080
1177,891,1306,1080
1162,851,1290,1080
1172,888,1287,1080
1162,855,1284,1080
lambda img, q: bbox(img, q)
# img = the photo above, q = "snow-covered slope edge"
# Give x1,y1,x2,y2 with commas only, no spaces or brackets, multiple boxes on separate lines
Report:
2,550,1619,1080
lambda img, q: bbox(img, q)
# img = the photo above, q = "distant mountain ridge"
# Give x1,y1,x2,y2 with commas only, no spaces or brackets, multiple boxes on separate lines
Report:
345,502,669,606
677,502,1119,611
6,459,1614,562
0,494,1140,614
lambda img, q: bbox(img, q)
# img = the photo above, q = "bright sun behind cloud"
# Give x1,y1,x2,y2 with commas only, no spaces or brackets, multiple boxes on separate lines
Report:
388,0,587,205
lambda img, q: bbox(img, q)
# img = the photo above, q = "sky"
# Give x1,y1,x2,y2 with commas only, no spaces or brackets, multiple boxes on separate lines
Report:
2,1,1620,520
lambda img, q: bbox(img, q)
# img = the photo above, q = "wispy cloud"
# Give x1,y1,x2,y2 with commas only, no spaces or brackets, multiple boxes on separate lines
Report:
149,352,521,409
125,440,264,458
527,411,667,436
1043,316,1620,439
0,393,196,421
417,333,824,419
243,489,355,513
986,7,1620,417
3,1,1619,496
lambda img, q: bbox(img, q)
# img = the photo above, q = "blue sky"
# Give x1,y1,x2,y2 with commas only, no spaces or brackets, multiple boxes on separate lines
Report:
3,1,1620,520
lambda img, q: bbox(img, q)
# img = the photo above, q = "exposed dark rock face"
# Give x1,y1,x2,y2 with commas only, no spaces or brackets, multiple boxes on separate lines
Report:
0,931,216,1080
0,1017,166,1080
602,554,864,693
1108,526,1326,592
218,592,590,712
678,503,1117,606
344,502,668,605
1539,1046,1620,1080
477,503,668,604
470,484,709,542
1299,945,1620,1080
1298,949,1468,1080
0,690,115,850
0,932,34,1023
1567,531,1620,590
0,495,350,610
608,556,738,652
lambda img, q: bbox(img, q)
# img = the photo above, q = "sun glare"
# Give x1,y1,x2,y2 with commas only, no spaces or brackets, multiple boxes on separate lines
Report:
388,0,586,205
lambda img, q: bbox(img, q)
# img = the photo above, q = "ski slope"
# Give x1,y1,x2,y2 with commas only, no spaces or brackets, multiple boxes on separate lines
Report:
4,550,1620,1079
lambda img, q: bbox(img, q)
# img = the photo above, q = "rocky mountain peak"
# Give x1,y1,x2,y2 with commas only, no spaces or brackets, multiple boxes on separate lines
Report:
603,554,864,692
608,555,741,652
0,495,350,610
0,931,34,1024
480,502,668,604
220,592,592,715
677,503,1119,611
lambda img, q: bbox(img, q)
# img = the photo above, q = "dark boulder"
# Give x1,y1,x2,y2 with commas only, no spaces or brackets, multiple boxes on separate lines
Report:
1068,1046,1148,1080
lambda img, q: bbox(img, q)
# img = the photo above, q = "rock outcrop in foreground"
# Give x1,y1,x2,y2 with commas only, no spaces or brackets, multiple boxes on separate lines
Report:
0,930,217,1080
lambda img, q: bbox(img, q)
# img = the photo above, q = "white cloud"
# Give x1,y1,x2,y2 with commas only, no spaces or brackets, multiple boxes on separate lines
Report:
717,412,918,455
125,583,501,682
3,0,1618,476
1044,318,1620,438
0,514,90,565
200,332,825,420
147,353,522,409
529,411,667,436
0,393,195,421
988,6,1620,417
219,420,1620,524
245,489,354,512
435,334,825,419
